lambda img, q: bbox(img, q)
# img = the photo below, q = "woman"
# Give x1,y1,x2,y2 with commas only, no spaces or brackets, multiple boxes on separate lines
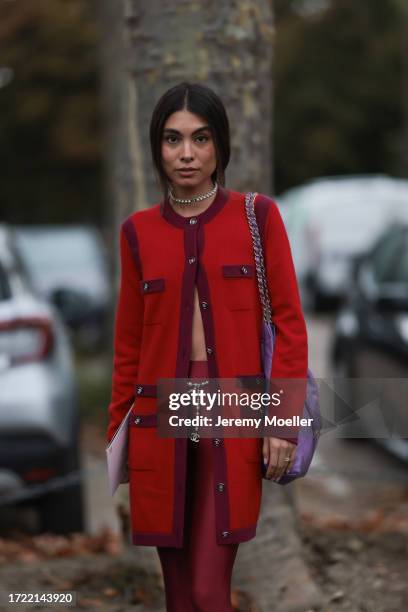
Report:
106,82,308,611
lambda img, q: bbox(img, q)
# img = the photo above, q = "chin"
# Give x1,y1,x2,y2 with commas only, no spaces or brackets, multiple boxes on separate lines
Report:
173,178,200,187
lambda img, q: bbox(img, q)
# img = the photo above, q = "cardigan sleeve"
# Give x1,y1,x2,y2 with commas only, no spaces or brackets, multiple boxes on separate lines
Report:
106,220,144,444
263,198,308,444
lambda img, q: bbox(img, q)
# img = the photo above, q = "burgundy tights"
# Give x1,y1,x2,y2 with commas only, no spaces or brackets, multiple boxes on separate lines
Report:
157,360,239,612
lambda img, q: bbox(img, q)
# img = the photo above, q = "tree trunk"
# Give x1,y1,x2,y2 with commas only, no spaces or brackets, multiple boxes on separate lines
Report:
98,0,275,347
99,0,274,227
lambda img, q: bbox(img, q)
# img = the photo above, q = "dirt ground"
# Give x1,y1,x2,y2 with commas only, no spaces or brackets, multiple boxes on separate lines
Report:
0,517,407,611
1,425,408,611
293,434,408,612
0,529,256,611
299,521,408,612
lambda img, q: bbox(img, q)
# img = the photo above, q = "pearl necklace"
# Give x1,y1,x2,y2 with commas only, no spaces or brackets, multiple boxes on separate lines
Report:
168,181,218,206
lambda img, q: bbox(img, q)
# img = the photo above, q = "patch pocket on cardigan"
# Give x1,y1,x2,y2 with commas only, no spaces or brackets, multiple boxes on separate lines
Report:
140,278,166,324
140,278,165,294
221,264,256,310
128,414,158,471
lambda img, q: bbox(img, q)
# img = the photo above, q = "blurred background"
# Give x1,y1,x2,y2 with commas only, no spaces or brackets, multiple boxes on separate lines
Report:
0,1,407,610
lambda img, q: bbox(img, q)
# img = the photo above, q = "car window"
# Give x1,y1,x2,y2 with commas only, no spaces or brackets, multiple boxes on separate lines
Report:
381,233,408,286
0,262,11,300
370,231,404,284
16,229,102,273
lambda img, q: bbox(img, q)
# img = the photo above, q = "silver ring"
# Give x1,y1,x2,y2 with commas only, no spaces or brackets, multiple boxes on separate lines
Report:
284,457,291,462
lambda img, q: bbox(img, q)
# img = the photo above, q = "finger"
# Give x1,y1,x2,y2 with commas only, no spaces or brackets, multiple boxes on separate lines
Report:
262,437,269,462
267,443,280,480
287,453,295,473
273,448,285,481
286,445,296,473
265,439,275,479
271,441,289,480
281,447,296,478
273,446,287,481
262,438,270,476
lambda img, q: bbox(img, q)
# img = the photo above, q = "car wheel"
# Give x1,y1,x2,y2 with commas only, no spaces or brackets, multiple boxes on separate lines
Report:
37,437,85,535
37,481,85,535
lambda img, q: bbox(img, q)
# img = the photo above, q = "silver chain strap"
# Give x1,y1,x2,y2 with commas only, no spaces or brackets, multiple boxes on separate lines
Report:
244,192,273,323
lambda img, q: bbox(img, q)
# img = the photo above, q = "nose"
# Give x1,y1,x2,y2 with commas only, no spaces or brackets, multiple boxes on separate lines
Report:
180,139,194,161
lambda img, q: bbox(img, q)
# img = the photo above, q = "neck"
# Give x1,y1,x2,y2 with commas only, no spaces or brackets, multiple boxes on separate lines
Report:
168,180,218,217
170,178,215,199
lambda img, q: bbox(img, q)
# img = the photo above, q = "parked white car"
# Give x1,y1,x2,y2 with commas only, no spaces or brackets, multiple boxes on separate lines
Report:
279,174,408,311
0,224,84,534
13,225,110,352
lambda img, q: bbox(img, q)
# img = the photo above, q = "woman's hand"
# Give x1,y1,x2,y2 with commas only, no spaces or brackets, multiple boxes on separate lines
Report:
262,437,296,481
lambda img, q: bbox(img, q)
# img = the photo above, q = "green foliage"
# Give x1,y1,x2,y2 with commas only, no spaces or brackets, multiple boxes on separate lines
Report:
1,0,406,212
0,0,103,224
274,0,406,192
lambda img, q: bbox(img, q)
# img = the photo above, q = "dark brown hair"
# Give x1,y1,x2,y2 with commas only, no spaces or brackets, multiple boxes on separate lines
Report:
149,81,230,200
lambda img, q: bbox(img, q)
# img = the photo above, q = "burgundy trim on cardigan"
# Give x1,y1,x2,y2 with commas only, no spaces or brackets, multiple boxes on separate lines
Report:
162,215,199,547
236,374,266,388
134,383,157,397
195,225,235,543
222,264,255,278
122,216,143,276
196,222,219,380
132,523,257,547
162,185,229,228
175,224,198,377
139,278,165,294
129,413,157,427
133,529,183,547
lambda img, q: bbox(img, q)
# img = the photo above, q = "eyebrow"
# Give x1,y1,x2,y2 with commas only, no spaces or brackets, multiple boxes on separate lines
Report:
163,125,211,135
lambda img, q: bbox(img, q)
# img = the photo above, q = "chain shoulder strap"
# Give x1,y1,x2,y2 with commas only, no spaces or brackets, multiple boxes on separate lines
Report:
244,192,273,323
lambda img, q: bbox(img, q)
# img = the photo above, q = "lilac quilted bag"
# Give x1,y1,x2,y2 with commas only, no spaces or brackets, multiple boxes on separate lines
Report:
245,192,321,485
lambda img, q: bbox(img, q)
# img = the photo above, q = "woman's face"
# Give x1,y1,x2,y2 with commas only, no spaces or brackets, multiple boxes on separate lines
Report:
161,109,217,193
